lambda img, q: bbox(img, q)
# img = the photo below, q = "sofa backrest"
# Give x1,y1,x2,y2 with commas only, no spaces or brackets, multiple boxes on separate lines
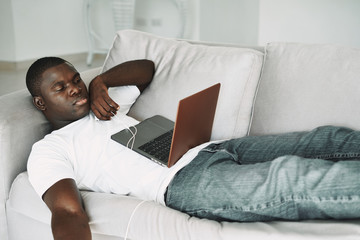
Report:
250,42,360,135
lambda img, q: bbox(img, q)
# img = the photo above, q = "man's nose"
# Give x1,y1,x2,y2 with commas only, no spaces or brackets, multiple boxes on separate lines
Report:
68,83,81,96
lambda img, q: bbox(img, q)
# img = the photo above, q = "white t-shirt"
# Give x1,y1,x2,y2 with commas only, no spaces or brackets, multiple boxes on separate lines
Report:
27,86,208,205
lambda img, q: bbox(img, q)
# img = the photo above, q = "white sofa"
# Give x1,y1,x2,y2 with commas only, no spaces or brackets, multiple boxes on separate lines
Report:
2,30,360,240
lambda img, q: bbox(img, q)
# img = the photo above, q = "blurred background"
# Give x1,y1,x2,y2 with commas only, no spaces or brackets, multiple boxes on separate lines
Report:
1,0,360,95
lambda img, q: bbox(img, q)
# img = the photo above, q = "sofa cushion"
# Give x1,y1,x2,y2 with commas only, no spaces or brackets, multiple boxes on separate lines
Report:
250,42,360,135
102,30,264,140
8,172,360,240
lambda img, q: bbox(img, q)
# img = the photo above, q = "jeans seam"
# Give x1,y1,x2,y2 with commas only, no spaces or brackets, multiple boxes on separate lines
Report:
308,152,360,160
187,194,360,215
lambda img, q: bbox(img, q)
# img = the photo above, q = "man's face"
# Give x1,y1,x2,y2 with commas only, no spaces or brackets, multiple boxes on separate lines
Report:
36,62,90,128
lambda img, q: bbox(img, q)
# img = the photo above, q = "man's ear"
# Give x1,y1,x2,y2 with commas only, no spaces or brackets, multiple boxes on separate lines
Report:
33,96,46,111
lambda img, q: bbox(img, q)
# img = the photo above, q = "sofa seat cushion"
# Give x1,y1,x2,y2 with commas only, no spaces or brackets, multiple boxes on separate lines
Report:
102,30,264,140
251,42,360,135
7,172,360,239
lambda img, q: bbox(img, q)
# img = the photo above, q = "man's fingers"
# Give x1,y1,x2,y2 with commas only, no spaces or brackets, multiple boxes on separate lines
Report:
92,108,110,120
101,98,119,116
91,98,111,117
89,86,119,120
91,97,120,120
97,95,119,113
93,104,113,118
105,97,119,112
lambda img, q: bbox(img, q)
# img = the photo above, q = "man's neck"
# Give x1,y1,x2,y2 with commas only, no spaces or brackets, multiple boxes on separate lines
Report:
51,120,74,130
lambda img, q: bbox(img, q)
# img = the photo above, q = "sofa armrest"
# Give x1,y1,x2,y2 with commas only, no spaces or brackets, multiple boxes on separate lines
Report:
0,89,51,240
0,89,51,197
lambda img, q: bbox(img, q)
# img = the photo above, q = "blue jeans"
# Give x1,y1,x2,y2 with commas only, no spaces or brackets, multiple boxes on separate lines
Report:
165,126,360,222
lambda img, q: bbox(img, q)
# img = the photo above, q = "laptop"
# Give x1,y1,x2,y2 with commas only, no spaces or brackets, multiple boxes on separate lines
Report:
111,83,221,167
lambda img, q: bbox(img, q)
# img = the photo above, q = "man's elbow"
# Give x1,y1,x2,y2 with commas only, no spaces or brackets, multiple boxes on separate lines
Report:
145,59,155,79
138,60,155,92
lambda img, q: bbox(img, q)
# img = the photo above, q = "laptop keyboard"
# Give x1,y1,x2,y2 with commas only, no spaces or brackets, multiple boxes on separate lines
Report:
138,129,174,162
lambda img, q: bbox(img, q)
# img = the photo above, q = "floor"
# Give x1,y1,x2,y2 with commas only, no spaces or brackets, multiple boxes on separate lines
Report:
0,55,106,96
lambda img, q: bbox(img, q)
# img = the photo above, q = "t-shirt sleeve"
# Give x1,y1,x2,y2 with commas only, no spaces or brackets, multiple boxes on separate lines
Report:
27,136,75,198
108,85,140,115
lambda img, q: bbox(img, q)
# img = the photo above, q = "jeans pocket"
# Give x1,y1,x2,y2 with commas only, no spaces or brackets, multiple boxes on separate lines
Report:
201,143,223,153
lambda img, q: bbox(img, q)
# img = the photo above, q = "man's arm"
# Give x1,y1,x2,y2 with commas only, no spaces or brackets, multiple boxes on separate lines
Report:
43,179,91,240
89,59,155,120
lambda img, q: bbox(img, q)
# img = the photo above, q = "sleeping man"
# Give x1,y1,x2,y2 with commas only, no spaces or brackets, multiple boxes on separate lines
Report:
26,56,360,240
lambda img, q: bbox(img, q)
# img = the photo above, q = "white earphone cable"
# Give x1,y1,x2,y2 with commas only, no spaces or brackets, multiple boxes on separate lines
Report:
113,114,138,150
126,125,137,149
124,200,147,240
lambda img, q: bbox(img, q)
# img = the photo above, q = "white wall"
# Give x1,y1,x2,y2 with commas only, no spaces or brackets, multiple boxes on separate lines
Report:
89,0,196,54
1,0,360,63
198,0,360,48
199,0,259,45
2,0,88,62
0,0,195,62
0,0,16,61
258,0,360,48
135,0,183,38
87,0,116,50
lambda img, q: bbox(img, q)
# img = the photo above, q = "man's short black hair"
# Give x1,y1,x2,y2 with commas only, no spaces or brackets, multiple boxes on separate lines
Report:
26,57,67,97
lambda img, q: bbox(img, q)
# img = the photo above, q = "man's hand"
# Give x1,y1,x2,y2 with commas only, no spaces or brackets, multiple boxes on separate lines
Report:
88,60,155,120
89,76,119,120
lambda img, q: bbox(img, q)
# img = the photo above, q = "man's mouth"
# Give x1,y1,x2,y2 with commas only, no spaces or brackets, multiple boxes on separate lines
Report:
74,97,88,106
